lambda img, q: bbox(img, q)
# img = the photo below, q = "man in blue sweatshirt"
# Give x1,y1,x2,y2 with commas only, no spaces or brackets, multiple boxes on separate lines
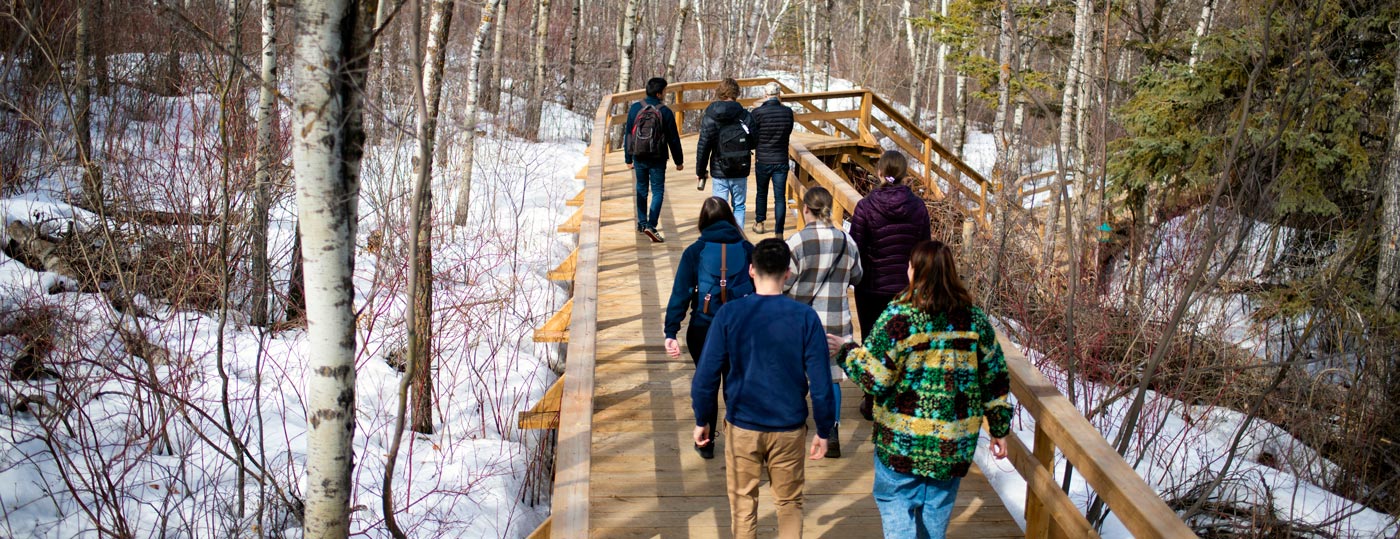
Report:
692,238,835,539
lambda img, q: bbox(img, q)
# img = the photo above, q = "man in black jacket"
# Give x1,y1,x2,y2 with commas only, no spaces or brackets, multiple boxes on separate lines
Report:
750,82,795,236
695,78,755,228
625,77,685,243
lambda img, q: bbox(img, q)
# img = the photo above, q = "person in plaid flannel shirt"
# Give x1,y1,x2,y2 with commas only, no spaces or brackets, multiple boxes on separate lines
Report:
784,186,862,458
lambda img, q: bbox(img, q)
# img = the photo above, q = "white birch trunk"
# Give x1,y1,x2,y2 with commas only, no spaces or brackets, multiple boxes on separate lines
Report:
1044,0,1092,263
617,0,641,93
1188,0,1214,69
903,0,927,124
454,0,502,225
525,0,550,140
483,0,508,113
934,0,949,140
665,0,692,80
565,0,581,108
292,0,374,534
1377,37,1400,308
993,0,1014,188
823,0,833,90
251,0,277,326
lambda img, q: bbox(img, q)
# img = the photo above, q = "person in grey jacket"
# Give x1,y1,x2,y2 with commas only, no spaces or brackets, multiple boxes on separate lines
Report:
750,82,795,236
695,78,756,227
785,186,862,458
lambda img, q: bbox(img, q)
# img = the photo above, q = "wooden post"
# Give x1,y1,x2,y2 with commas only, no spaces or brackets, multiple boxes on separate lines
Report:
1025,423,1055,538
858,91,873,142
673,88,686,134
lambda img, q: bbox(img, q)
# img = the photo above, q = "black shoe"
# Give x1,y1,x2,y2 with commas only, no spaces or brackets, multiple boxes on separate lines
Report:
636,222,645,233
644,227,665,243
825,424,841,458
695,442,715,459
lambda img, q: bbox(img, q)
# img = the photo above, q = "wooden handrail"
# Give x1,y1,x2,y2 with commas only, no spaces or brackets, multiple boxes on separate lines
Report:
557,81,1194,539
999,330,1198,538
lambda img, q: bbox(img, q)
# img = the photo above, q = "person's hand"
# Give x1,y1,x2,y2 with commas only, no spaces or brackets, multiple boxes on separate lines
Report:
809,435,828,460
627,163,634,170
825,333,846,352
989,437,1008,460
676,164,684,171
664,338,681,359
694,425,711,447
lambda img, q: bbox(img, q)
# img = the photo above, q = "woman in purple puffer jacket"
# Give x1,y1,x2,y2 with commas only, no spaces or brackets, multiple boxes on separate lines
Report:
849,150,931,357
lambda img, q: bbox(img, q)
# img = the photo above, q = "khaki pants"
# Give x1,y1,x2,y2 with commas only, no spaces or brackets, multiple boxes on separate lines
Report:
724,421,806,539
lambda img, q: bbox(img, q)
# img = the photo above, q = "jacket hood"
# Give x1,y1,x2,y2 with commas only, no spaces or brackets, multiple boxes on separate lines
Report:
699,220,746,244
865,184,924,220
708,100,747,122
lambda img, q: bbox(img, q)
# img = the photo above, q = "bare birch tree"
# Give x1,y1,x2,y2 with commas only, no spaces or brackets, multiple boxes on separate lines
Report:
565,0,581,108
665,0,693,80
74,0,97,205
454,0,503,225
617,0,642,93
291,0,376,535
482,0,508,114
251,0,277,327
1378,28,1400,309
1043,0,1093,264
988,0,1016,291
903,0,927,123
524,0,551,140
1188,0,1215,69
933,0,949,140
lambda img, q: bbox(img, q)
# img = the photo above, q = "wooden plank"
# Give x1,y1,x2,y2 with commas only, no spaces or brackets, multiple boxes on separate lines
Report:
1001,331,1196,538
519,376,566,429
533,298,573,343
548,91,609,539
547,248,578,282
567,189,586,206
527,516,552,539
559,207,583,234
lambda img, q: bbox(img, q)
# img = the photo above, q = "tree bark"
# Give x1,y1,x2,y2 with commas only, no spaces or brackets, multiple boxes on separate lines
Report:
565,0,581,109
1378,30,1400,310
988,0,1015,292
75,0,97,206
412,0,452,435
251,0,277,327
616,0,642,93
933,0,949,140
1043,0,1092,265
291,0,375,535
665,0,692,80
1188,0,1215,69
903,0,925,124
482,0,508,114
524,0,550,140
454,0,503,225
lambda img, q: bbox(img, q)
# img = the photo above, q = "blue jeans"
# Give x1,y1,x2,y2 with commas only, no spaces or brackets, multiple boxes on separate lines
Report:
711,176,747,227
753,162,789,234
873,455,962,539
634,161,666,229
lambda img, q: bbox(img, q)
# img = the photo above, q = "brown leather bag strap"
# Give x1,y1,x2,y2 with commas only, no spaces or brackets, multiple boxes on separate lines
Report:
719,245,729,302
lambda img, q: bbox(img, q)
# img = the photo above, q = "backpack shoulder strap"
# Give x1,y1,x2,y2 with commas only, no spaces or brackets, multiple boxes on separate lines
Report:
719,244,729,302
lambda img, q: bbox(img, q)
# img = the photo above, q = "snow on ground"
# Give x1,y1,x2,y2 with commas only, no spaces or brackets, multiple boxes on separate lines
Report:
0,59,584,537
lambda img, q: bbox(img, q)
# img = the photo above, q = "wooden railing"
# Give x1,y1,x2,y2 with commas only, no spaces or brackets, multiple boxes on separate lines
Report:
598,77,996,227
543,80,1197,539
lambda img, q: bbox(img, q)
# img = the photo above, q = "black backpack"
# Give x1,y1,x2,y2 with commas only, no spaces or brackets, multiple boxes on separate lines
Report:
627,104,665,160
694,241,755,325
716,119,752,177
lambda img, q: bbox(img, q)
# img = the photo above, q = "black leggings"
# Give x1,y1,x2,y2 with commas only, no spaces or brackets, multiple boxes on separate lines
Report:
687,323,717,443
854,290,898,342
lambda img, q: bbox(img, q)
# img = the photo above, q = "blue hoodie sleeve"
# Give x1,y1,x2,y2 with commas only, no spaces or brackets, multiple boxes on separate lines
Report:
805,310,836,439
692,309,728,428
664,242,702,339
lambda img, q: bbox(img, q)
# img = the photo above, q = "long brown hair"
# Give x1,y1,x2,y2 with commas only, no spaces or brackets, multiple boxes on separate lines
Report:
874,150,909,186
900,240,974,313
698,196,744,238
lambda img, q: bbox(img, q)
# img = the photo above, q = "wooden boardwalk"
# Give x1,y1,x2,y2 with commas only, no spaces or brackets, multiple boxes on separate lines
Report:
584,133,1022,539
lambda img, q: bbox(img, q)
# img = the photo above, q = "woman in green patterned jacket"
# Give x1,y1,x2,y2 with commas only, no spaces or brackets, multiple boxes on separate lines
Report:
827,240,1013,539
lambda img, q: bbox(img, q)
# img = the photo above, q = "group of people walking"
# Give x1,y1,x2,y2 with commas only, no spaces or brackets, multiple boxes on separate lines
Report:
633,77,1014,539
